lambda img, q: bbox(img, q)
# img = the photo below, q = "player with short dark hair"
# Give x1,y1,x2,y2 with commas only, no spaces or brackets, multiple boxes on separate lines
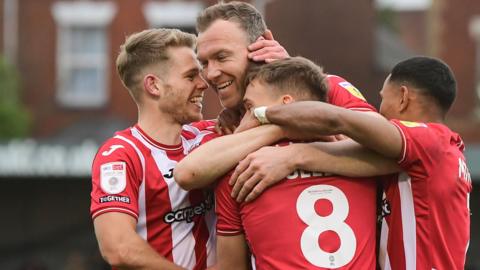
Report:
230,56,472,270
214,57,378,269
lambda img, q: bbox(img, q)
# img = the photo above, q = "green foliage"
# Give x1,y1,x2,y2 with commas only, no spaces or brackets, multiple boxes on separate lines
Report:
0,56,30,139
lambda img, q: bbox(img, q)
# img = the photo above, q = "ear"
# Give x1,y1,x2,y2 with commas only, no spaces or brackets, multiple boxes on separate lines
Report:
282,95,294,104
143,74,161,97
398,85,410,112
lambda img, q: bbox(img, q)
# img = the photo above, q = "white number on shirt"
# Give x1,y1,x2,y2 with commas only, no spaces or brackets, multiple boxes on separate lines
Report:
296,184,356,268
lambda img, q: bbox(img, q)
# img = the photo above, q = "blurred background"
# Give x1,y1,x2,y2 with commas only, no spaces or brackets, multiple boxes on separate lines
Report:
0,0,478,269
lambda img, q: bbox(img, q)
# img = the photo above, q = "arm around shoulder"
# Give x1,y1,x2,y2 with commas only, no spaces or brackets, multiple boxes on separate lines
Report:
174,125,284,190
265,101,403,159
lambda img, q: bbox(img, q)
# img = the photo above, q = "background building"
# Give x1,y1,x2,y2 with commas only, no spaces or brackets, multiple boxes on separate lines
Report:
0,0,478,269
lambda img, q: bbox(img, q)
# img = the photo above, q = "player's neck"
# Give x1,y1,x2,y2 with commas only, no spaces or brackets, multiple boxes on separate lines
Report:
399,109,444,124
137,111,183,146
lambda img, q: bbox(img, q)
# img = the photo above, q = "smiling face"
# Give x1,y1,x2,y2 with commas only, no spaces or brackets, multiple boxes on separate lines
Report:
157,46,208,124
197,19,251,109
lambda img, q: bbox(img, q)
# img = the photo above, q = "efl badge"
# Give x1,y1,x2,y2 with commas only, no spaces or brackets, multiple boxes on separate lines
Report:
399,120,427,128
100,162,127,194
339,82,366,101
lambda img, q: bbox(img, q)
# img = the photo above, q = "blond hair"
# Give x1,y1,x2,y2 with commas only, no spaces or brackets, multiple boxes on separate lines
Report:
116,28,196,102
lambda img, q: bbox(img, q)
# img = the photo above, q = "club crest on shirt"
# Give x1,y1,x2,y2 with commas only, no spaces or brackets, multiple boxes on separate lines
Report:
100,162,127,194
399,120,427,128
338,82,366,101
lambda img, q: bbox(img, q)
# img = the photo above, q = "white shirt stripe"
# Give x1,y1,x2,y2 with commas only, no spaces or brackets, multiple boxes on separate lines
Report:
114,134,148,240
131,128,197,269
398,172,417,270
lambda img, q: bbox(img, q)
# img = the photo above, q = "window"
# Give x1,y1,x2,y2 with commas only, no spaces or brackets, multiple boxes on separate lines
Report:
52,1,116,108
143,1,203,34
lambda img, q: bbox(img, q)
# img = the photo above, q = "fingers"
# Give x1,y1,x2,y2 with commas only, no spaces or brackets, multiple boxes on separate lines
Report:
214,124,223,135
248,39,279,52
244,180,270,202
223,126,235,135
263,29,274,40
231,165,255,199
229,156,252,185
248,45,284,59
235,174,263,203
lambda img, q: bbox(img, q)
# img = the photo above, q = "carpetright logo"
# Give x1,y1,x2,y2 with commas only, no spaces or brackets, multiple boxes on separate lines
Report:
163,192,214,224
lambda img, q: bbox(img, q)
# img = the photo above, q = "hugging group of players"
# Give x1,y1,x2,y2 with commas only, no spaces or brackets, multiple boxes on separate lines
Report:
90,2,472,270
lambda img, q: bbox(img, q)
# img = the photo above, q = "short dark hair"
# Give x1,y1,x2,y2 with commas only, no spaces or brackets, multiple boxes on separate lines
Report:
389,56,457,113
196,1,266,43
245,57,328,102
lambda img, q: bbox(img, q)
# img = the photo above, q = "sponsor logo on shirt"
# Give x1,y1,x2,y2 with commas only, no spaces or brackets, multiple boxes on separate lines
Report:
99,195,131,204
100,162,127,194
163,192,214,224
102,145,125,156
338,82,366,101
163,168,174,179
398,121,427,128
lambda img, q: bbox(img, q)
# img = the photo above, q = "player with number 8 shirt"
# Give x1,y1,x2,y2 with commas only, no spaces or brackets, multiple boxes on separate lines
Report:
214,57,377,269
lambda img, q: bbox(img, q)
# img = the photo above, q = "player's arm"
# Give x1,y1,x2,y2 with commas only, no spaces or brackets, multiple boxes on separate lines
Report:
217,234,251,270
292,139,400,176
265,101,403,159
174,124,284,190
94,212,184,270
230,139,400,202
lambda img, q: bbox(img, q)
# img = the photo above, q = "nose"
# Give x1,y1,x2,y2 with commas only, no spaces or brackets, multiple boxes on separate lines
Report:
205,63,221,81
197,75,208,91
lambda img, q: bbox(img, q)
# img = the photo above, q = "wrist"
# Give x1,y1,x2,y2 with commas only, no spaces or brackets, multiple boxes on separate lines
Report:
286,144,303,170
253,106,270,124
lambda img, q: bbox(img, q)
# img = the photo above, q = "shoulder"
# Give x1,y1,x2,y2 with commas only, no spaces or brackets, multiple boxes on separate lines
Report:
93,129,143,169
326,74,376,112
389,120,446,165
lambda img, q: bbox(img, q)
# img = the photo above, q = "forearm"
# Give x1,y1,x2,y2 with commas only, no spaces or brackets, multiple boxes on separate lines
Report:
290,140,400,177
217,235,250,270
115,235,183,270
266,101,344,138
266,101,402,158
94,213,184,270
174,125,284,190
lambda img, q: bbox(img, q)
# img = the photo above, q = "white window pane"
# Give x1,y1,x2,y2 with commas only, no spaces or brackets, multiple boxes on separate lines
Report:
71,27,104,54
70,68,102,96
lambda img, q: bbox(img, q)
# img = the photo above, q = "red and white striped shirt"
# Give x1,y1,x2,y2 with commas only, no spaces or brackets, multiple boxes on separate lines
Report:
91,123,218,269
379,120,472,270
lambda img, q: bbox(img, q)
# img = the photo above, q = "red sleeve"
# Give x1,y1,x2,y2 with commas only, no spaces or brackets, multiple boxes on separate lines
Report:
90,137,142,220
390,119,435,169
327,75,377,112
215,174,243,236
